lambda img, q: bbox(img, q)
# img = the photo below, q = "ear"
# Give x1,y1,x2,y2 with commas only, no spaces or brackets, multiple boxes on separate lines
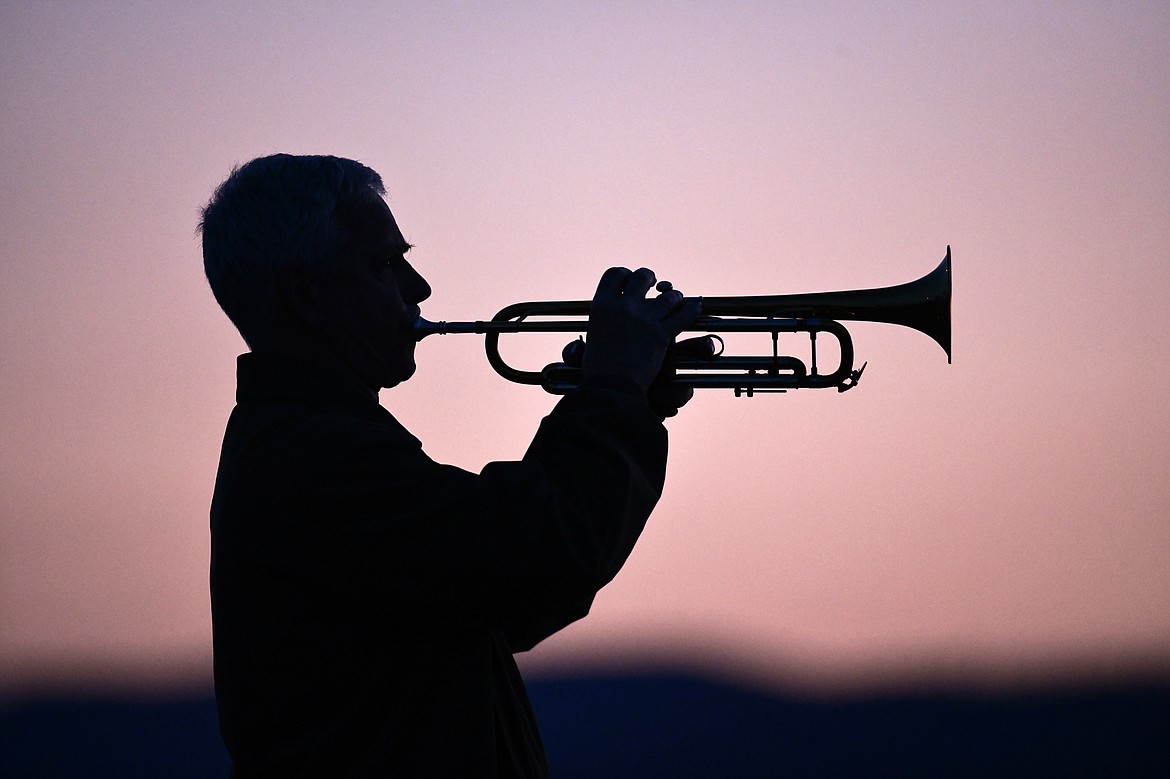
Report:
278,266,328,328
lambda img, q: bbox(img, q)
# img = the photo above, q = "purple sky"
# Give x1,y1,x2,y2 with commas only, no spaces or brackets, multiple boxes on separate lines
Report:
2,1,1167,697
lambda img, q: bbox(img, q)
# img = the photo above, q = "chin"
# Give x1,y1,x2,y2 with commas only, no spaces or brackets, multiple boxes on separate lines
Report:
380,361,416,390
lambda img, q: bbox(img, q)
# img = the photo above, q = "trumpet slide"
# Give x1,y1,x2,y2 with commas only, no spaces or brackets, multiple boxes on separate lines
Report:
415,247,951,396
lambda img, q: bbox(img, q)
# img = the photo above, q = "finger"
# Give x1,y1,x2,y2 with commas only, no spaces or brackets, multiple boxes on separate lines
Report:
623,267,657,299
561,337,586,365
673,334,717,360
648,383,694,419
668,385,695,408
594,267,631,299
660,298,703,335
653,288,686,317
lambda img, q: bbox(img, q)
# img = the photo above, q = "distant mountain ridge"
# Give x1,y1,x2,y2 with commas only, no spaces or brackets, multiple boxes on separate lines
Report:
3,671,1167,778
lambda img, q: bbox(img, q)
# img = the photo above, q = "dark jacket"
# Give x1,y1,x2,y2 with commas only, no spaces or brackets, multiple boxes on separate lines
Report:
210,352,668,777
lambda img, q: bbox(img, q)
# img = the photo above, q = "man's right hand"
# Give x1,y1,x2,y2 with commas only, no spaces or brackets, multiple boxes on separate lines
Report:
580,267,702,393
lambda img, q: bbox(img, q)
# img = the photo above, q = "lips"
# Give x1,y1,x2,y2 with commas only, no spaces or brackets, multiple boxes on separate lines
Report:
399,307,422,346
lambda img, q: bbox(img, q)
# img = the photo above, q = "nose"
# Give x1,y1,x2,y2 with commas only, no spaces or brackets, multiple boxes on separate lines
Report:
401,261,432,304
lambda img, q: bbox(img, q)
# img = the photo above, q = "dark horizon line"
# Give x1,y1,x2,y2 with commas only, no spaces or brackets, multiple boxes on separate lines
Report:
4,643,1170,706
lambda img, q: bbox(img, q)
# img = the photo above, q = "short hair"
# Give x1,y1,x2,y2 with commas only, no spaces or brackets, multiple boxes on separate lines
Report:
198,154,386,346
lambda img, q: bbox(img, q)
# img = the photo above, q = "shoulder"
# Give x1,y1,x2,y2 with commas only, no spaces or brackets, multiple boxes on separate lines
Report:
221,399,425,477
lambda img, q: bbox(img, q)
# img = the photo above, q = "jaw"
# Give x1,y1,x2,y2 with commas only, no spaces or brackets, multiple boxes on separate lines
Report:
371,340,418,391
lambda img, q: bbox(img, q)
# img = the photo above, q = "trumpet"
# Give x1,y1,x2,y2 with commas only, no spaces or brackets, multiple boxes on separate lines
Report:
415,247,951,396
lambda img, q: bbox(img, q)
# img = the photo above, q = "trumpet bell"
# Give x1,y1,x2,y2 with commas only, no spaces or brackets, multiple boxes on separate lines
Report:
699,246,951,363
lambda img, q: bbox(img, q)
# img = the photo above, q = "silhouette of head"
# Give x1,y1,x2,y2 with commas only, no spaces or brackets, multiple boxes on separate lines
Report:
200,154,431,390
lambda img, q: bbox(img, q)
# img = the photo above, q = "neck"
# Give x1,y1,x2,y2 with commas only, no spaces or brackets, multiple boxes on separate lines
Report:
252,334,380,402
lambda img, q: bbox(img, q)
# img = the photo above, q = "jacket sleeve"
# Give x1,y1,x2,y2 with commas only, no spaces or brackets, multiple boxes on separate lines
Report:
220,377,668,650
485,377,668,649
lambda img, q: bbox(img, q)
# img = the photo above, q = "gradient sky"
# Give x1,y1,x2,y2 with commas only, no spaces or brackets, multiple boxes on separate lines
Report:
2,1,1167,697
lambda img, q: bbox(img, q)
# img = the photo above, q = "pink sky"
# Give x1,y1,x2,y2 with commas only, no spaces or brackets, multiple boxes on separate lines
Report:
2,2,1168,697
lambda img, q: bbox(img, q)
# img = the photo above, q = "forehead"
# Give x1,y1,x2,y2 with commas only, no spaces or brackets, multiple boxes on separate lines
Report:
342,196,409,255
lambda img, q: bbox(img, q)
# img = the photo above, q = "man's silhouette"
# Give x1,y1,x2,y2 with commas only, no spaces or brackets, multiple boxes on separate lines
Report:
200,154,701,777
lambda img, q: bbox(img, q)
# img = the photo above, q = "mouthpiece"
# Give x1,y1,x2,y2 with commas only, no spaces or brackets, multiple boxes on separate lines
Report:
414,317,443,340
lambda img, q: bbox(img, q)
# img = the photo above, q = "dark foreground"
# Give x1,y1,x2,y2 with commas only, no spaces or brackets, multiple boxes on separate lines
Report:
2,672,1167,778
